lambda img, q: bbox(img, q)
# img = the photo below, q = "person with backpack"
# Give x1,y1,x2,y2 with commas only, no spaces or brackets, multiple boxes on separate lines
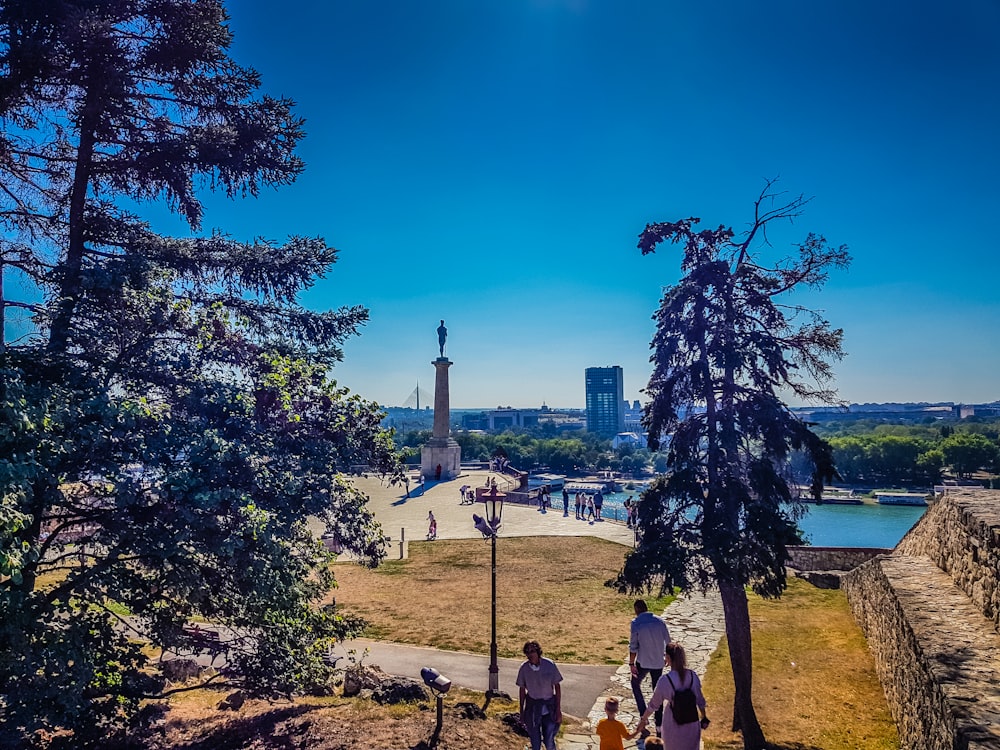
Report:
634,642,709,749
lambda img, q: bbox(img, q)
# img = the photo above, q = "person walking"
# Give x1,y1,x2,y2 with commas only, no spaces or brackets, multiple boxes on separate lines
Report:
586,495,596,522
635,642,709,750
561,486,570,516
594,489,604,521
629,599,670,733
516,640,563,750
426,510,437,540
595,696,635,750
574,491,583,520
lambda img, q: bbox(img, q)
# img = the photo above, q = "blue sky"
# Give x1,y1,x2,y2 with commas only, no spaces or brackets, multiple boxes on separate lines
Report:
147,0,999,409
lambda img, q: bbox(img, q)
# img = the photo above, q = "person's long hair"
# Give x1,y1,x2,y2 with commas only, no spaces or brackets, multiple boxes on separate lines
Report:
667,642,688,678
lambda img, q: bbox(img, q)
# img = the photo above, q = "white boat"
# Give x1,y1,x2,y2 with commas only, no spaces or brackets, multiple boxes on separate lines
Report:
875,492,928,506
563,481,610,494
527,473,566,490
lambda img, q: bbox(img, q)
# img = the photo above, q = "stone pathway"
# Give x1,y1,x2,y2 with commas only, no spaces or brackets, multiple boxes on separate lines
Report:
558,590,727,750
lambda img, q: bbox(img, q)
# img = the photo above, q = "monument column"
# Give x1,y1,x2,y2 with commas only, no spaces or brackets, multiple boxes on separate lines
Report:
421,321,461,481
431,359,452,440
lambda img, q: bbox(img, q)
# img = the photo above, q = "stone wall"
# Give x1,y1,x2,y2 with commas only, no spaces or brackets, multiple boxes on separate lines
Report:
842,491,1000,750
786,545,889,572
896,489,1000,632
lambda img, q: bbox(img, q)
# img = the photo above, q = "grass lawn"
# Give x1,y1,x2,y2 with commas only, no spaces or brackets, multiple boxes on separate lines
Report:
330,536,672,664
333,538,899,750
701,577,898,750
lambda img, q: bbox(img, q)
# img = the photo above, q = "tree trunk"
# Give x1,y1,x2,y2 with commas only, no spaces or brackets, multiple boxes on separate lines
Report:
718,577,767,750
48,79,101,355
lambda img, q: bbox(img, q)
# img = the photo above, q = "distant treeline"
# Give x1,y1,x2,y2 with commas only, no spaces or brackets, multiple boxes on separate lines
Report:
811,420,1000,486
392,429,661,475
392,418,1000,486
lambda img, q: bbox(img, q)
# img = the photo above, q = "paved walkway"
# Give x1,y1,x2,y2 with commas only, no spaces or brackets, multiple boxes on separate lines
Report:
564,590,726,750
344,470,638,556
342,470,728,748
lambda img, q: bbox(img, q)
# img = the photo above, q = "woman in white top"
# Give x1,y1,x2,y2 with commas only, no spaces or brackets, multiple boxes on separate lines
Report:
635,642,709,750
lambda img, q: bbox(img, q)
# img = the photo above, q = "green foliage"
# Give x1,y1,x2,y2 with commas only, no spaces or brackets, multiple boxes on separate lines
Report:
0,2,401,745
822,428,999,484
451,430,618,474
827,434,938,485
939,432,999,478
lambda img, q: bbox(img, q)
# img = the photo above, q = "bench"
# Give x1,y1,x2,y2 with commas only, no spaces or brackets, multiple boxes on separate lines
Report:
182,626,225,663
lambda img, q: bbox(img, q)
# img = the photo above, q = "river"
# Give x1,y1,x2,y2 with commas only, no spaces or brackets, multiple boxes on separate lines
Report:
597,492,926,549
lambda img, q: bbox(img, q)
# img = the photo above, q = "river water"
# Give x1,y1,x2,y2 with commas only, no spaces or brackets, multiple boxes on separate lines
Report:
596,492,926,549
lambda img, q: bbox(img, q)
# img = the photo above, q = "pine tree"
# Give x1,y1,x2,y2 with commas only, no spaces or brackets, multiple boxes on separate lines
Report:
615,181,849,749
0,2,400,744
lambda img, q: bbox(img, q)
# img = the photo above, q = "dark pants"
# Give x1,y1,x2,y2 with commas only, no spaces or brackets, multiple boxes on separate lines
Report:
631,665,663,728
522,696,558,750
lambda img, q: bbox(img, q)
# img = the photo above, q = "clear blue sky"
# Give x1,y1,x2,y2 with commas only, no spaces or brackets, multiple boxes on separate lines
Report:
147,0,1000,409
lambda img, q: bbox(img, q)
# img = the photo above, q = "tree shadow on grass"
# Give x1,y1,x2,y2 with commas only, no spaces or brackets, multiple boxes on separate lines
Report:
169,704,325,750
707,744,824,750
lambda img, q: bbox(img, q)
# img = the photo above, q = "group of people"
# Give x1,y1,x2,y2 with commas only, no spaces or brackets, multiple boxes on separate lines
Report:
516,599,708,750
571,489,604,521
535,486,608,523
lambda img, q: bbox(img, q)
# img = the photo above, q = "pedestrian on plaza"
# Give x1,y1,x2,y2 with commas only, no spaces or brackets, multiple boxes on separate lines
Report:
516,640,563,750
574,491,583,520
596,696,633,750
636,643,709,750
624,496,633,527
426,510,437,540
561,486,569,516
586,494,596,522
594,489,604,521
629,599,671,733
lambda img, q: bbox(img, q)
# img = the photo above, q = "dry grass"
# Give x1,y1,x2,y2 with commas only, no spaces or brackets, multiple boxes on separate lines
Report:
161,686,527,750
330,536,671,664
701,577,898,750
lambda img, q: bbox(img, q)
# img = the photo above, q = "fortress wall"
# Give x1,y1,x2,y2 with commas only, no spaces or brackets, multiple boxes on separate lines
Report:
895,490,1000,632
786,545,888,572
842,491,1000,750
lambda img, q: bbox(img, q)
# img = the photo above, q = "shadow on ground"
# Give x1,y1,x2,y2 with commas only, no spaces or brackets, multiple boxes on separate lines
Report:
167,704,324,750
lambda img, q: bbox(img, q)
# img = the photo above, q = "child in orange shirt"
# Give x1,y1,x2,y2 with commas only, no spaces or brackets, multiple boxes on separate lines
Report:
595,697,632,750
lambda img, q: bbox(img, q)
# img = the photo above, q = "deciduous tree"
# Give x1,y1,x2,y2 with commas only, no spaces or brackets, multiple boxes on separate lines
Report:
0,1,400,745
940,432,999,479
613,182,849,749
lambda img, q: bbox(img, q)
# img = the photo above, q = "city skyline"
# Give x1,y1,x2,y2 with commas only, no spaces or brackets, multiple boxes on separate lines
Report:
121,1,999,409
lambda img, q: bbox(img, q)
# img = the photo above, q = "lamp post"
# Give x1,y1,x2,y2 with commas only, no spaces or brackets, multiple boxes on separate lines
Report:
483,484,505,695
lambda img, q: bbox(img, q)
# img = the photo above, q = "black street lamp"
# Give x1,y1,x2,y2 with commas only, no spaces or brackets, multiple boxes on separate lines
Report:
482,484,504,695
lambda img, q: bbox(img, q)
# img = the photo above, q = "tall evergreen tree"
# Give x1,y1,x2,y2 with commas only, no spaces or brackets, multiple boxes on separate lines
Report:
0,2,400,745
614,182,849,749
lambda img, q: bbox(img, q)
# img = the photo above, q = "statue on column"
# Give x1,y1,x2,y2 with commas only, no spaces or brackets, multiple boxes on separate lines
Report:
437,319,447,358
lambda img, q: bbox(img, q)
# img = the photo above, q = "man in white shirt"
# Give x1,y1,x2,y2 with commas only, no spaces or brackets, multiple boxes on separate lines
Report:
628,599,671,731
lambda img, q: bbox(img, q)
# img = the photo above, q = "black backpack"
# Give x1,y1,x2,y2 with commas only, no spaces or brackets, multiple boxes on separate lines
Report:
668,671,699,725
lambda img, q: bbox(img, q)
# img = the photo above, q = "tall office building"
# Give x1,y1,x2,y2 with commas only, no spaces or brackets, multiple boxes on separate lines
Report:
585,366,625,435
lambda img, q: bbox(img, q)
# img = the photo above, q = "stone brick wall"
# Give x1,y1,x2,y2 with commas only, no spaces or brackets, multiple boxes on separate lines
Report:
896,489,1000,633
843,558,961,750
786,545,889,572
843,491,1000,750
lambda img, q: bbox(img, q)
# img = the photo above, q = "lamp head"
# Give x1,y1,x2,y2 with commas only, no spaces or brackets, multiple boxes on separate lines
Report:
421,666,452,694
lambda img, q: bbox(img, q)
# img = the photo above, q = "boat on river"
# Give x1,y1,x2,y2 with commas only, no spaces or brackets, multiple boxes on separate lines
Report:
798,487,863,504
876,492,928,506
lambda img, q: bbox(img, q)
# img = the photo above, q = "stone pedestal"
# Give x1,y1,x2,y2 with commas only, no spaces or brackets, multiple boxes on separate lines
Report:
421,357,461,480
